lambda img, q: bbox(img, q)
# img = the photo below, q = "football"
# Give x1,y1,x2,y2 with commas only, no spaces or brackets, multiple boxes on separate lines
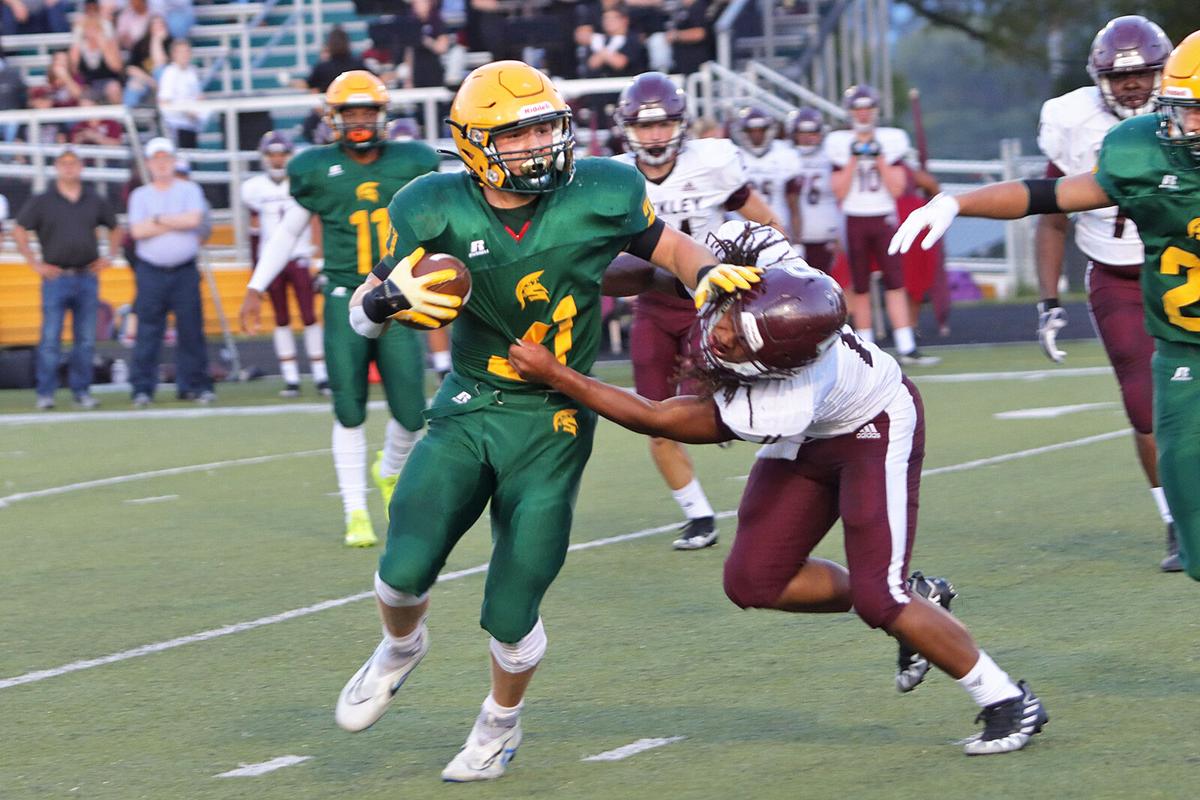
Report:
396,252,471,329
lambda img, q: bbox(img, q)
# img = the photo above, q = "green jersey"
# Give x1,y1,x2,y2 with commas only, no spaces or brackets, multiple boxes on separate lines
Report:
1095,114,1200,345
288,140,440,289
380,158,657,391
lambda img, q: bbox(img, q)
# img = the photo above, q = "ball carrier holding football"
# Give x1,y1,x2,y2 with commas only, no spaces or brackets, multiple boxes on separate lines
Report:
340,61,758,781
613,71,784,550
241,71,441,549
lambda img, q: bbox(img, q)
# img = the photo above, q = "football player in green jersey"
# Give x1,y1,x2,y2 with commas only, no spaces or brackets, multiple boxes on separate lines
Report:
332,60,760,781
240,70,441,548
890,31,1200,582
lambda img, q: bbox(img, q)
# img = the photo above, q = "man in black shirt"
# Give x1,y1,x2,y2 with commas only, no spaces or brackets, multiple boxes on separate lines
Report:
666,0,713,75
14,148,121,409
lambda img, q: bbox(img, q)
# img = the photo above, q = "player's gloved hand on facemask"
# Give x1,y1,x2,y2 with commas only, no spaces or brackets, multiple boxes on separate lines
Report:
692,263,764,309
1036,299,1068,363
889,192,960,255
851,139,881,157
364,246,462,327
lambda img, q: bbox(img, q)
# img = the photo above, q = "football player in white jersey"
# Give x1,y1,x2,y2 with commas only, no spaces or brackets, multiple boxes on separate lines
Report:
826,85,938,366
732,105,803,242
612,71,783,551
240,131,328,397
1035,15,1179,572
507,221,1048,757
787,106,842,274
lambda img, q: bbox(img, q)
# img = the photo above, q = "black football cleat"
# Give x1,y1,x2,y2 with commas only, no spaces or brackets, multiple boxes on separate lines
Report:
896,571,957,692
672,516,718,550
1161,524,1183,573
963,680,1048,755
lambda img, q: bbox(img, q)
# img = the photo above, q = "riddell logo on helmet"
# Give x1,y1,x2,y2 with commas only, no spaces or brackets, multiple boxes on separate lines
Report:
1163,86,1195,98
518,101,555,119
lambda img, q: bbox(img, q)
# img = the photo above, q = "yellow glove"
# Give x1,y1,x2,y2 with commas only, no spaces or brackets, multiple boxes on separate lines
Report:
693,263,764,309
391,309,442,329
384,246,462,323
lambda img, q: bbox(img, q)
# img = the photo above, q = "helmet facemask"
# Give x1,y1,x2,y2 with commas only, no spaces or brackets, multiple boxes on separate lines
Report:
330,104,387,152
1156,96,1200,168
463,111,576,194
1096,69,1162,119
623,117,686,166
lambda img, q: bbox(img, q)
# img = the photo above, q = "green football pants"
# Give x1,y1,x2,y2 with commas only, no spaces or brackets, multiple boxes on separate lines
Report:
322,287,425,430
376,374,597,642
1153,339,1200,580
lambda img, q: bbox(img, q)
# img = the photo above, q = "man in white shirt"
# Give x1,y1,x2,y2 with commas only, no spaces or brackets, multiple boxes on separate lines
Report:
156,38,205,148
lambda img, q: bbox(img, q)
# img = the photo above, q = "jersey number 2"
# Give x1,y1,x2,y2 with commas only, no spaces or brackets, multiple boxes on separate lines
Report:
349,208,392,274
1160,246,1200,331
488,295,578,381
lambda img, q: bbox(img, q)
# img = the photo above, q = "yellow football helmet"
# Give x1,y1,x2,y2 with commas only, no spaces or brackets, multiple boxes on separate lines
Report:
325,70,389,151
447,60,575,194
1157,31,1200,162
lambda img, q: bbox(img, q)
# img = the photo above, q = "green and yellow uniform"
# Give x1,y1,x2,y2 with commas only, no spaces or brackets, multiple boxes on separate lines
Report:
288,139,441,428
372,158,658,641
1096,113,1200,578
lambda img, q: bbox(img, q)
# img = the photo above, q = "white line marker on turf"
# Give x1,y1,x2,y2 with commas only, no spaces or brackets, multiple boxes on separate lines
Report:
583,737,686,762
914,366,1112,383
0,430,1124,692
0,401,389,426
215,755,312,777
124,494,179,505
993,402,1117,420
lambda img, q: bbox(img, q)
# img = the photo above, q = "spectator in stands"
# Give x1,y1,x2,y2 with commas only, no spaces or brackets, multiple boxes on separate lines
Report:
127,136,213,408
665,0,713,74
583,4,646,78
116,0,153,53
0,37,26,142
124,14,170,107
70,13,124,105
304,27,366,93
70,88,125,147
1,0,70,36
13,148,121,411
47,49,84,106
157,38,205,148
467,0,518,63
26,85,67,143
155,0,194,40
402,0,450,89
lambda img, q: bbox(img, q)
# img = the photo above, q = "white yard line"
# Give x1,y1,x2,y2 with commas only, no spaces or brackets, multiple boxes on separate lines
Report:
582,737,686,762
215,755,312,777
0,400,388,426
0,429,1126,692
914,366,1111,383
993,402,1118,420
124,494,180,505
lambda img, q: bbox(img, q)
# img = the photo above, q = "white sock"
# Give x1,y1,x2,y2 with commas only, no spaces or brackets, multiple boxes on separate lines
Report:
273,327,300,385
855,327,875,344
304,323,327,383
381,419,421,478
477,692,522,740
672,478,714,520
894,325,916,354
382,623,424,656
332,422,368,515
431,349,451,373
956,651,1022,708
1151,486,1174,524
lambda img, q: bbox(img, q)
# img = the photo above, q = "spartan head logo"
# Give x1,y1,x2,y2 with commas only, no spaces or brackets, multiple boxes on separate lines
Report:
355,181,380,203
516,270,550,309
552,408,578,436
1188,217,1200,241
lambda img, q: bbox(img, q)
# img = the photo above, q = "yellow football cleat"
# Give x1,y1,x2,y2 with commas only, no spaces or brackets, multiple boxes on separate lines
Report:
344,509,378,548
371,450,399,521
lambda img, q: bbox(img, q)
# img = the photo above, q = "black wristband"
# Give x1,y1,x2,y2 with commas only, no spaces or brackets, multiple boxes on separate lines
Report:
674,278,691,299
362,279,411,323
1023,179,1062,215
695,264,717,284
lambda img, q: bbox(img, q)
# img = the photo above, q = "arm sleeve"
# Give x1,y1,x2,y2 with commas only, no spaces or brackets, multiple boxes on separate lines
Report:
126,187,149,225
624,217,665,260
16,195,40,230
97,195,117,229
248,204,313,292
1036,99,1069,173
240,179,260,212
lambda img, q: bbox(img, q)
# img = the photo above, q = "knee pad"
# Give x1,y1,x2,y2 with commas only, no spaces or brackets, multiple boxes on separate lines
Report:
374,571,429,608
489,617,547,674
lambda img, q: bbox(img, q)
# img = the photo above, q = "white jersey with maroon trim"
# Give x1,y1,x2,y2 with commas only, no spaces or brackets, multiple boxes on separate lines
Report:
241,174,312,260
1038,85,1143,267
825,127,910,217
794,146,841,243
716,326,903,460
615,137,748,244
741,140,802,238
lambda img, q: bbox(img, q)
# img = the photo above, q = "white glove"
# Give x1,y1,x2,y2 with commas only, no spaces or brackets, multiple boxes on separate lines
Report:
888,192,960,255
1036,301,1068,363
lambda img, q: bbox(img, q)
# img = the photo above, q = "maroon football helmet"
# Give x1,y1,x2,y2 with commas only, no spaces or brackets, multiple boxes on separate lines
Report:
386,117,421,142
258,130,294,179
702,267,847,378
731,105,776,157
788,106,825,153
843,84,880,132
614,72,689,166
1087,15,1171,119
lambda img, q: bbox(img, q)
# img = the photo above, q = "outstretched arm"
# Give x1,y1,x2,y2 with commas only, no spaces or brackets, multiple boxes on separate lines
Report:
506,340,732,444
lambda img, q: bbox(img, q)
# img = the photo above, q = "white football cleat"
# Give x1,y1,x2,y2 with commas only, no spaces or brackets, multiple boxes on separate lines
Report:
441,718,523,782
334,626,428,732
